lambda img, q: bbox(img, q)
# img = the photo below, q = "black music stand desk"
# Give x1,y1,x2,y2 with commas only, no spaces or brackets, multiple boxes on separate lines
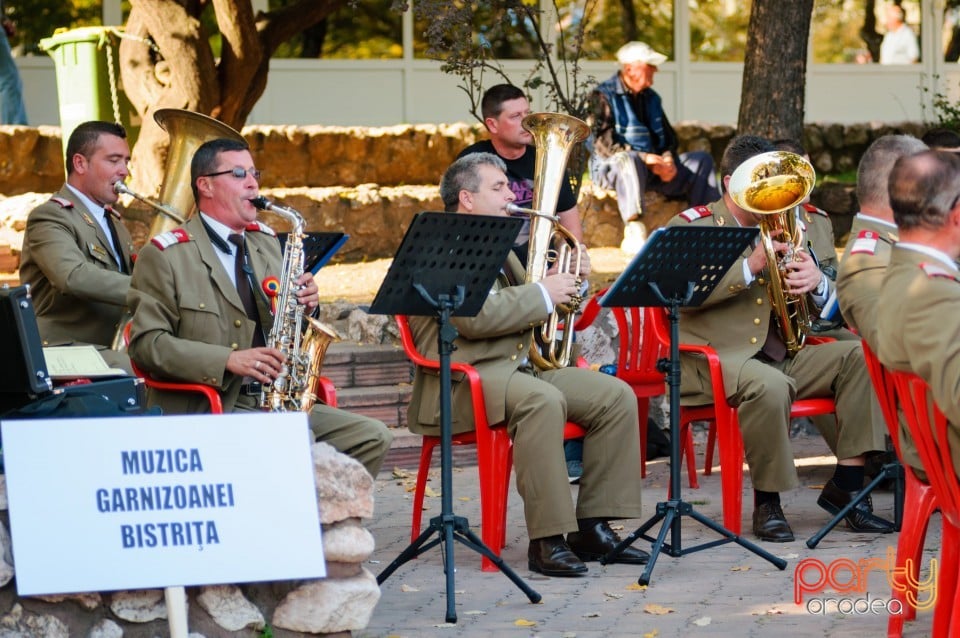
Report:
599,225,788,585
369,212,541,622
278,231,348,275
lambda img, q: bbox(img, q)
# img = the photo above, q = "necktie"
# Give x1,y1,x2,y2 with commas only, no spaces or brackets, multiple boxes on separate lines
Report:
227,233,265,348
103,207,127,273
761,315,787,362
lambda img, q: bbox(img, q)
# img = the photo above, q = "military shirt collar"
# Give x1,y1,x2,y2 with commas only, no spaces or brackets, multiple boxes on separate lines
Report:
895,242,958,272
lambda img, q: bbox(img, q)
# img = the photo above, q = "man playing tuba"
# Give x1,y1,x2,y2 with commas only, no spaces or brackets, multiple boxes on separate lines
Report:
126,137,392,479
19,120,135,374
406,152,648,577
666,135,892,542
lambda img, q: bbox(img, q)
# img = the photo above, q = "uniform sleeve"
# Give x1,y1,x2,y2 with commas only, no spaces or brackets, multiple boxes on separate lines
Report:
451,283,549,340
126,244,232,387
25,206,129,306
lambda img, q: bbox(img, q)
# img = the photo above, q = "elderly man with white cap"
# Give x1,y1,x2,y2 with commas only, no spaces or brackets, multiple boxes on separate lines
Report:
588,41,720,254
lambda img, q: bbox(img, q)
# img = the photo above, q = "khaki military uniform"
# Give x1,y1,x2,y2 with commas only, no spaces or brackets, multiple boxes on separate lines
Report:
127,214,392,478
836,214,898,349
406,253,643,539
19,186,135,371
876,245,960,476
666,201,885,492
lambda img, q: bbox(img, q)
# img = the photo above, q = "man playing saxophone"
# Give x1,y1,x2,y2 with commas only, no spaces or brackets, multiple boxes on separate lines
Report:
126,138,392,478
666,135,891,542
406,153,647,577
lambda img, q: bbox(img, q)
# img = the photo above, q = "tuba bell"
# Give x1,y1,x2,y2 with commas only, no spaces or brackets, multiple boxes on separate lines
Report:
111,109,246,350
143,109,246,238
520,112,590,370
727,150,816,356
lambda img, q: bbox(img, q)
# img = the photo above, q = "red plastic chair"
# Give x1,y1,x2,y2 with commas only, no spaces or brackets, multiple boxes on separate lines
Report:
122,322,337,414
576,291,699,488
891,370,959,638
396,315,586,572
646,307,839,534
861,343,938,637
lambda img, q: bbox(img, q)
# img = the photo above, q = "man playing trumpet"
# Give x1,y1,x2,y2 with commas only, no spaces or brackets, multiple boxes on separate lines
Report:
406,152,647,577
666,135,892,542
20,120,135,373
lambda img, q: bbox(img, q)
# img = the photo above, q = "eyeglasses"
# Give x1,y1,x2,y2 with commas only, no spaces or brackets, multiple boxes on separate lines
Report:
202,167,262,182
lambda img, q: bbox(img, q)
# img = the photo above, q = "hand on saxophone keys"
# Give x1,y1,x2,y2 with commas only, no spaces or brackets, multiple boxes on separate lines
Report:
293,271,319,310
226,347,285,383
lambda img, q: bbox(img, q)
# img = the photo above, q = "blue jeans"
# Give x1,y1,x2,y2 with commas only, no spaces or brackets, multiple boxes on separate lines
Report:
0,34,26,125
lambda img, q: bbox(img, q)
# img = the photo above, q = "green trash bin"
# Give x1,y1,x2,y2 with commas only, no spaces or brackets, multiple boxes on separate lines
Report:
39,26,141,161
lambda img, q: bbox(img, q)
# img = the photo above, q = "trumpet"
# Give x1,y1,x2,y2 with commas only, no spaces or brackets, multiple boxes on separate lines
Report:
113,181,185,224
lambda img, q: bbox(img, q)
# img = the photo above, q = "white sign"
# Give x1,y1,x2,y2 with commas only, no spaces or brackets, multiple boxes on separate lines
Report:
2,412,326,596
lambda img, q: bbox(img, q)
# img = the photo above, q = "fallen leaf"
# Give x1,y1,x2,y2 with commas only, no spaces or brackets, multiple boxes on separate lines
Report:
692,616,711,627
609,523,625,531
603,591,624,599
400,584,419,592
424,486,440,497
514,619,537,627
626,583,648,591
458,496,471,501
730,565,751,572
582,611,600,618
643,630,659,638
433,622,456,628
392,468,411,479
643,603,674,615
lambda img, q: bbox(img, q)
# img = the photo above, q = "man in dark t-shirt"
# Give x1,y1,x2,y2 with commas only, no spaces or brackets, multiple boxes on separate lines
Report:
457,84,585,268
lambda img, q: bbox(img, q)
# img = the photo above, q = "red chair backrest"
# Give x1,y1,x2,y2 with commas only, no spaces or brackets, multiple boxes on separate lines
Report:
891,370,960,526
861,341,904,457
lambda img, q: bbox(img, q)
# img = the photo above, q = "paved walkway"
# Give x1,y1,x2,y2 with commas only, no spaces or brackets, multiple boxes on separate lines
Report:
360,433,939,637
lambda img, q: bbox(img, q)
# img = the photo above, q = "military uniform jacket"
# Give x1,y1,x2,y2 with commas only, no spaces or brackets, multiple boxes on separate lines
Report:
19,185,134,348
836,215,897,349
876,245,960,471
800,203,837,274
127,214,280,414
406,252,551,435
667,201,787,398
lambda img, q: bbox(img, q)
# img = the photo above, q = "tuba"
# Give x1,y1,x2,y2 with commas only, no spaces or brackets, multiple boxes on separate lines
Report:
252,196,338,412
520,112,590,370
727,150,816,356
111,109,246,350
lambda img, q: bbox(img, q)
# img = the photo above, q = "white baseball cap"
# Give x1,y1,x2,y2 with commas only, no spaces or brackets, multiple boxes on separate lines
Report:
616,41,668,66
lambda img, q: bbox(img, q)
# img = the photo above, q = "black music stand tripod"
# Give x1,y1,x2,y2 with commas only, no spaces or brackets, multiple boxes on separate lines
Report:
370,212,541,623
599,226,788,586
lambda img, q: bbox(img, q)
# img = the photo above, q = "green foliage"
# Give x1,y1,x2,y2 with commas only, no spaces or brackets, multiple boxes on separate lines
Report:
920,74,960,131
6,0,101,55
270,0,401,59
259,624,274,638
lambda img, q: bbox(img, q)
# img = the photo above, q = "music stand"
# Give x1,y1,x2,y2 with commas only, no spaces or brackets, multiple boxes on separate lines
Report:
369,212,541,622
278,231,348,275
599,226,788,586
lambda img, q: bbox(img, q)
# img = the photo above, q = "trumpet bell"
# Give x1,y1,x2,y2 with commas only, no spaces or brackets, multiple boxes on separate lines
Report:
728,151,815,215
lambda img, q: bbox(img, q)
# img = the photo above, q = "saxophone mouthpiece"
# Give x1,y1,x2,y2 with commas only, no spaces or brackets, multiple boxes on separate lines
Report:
251,196,271,210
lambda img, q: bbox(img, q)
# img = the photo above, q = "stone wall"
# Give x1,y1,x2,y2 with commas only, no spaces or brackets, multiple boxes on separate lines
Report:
0,443,381,637
0,120,926,264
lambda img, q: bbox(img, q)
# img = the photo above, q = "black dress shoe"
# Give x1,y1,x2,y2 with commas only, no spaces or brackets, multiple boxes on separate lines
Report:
817,479,895,533
752,501,794,542
528,536,588,577
567,521,650,564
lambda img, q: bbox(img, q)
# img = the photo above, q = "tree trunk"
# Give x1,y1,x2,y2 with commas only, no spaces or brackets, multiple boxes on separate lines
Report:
118,0,347,201
737,0,813,142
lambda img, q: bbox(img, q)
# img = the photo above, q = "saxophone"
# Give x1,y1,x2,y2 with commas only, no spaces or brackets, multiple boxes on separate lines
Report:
251,196,337,412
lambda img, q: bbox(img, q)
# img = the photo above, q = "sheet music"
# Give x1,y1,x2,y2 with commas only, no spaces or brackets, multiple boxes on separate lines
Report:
42,345,128,379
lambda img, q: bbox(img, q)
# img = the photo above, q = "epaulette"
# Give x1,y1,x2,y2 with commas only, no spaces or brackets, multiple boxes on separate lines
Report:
150,228,192,250
679,206,712,222
849,229,880,255
49,196,74,209
802,202,828,217
245,221,276,236
920,262,960,282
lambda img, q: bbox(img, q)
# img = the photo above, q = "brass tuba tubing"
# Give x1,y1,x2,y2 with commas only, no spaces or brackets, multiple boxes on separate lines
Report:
113,181,185,224
728,151,816,356
520,112,590,370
